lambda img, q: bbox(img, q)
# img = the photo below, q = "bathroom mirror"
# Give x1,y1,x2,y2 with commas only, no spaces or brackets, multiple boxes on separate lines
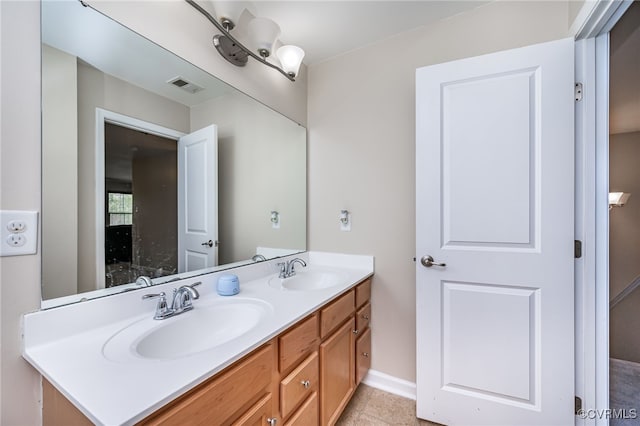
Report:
40,1,306,306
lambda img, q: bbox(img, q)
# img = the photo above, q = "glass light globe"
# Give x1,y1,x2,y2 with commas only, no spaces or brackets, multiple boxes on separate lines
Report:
276,45,305,77
248,17,281,57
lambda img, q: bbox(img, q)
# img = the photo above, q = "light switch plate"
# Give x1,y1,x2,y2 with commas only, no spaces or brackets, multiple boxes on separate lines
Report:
0,210,38,256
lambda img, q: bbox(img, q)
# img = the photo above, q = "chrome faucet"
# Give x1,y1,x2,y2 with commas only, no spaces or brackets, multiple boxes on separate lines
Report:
135,275,153,287
142,282,201,320
252,254,267,262
277,258,307,279
171,284,200,313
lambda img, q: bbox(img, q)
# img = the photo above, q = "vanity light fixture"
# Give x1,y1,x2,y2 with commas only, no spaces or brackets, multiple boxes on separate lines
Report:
186,0,305,81
609,192,631,209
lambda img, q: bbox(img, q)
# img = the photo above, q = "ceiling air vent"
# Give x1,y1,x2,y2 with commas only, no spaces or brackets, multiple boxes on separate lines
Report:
167,76,204,94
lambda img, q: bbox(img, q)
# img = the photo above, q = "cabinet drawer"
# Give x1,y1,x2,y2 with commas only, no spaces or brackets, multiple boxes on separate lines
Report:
141,343,274,425
355,302,371,334
284,392,318,426
355,278,371,308
232,394,272,426
320,291,355,339
279,314,319,373
280,352,318,419
356,327,371,386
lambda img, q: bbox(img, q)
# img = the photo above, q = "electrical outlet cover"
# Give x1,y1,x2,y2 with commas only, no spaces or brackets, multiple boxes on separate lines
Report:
0,210,38,256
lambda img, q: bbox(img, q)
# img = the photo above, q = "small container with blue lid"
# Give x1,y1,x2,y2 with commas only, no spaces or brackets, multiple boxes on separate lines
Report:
217,274,240,296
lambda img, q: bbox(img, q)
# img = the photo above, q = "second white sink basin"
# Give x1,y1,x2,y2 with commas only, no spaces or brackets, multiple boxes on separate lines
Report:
103,298,273,362
268,268,347,291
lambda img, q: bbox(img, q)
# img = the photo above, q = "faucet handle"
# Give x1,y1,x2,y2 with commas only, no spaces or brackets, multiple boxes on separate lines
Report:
277,262,287,278
142,291,165,300
142,292,172,319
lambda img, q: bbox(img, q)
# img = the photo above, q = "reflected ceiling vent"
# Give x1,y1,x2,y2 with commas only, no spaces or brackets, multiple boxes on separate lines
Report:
167,76,204,94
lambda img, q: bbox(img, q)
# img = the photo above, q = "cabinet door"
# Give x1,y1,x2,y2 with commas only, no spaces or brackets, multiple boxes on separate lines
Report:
355,327,371,385
320,317,355,425
232,394,273,426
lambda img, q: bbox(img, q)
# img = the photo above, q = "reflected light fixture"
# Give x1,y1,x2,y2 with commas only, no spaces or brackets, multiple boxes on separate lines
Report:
186,0,305,81
609,192,631,209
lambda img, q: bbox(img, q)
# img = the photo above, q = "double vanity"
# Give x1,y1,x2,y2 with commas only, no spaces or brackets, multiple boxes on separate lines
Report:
23,252,374,425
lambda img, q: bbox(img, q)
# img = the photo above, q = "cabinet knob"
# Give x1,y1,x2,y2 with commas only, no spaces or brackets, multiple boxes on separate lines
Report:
301,380,310,389
353,329,359,335
362,352,369,358
267,418,277,426
362,315,369,320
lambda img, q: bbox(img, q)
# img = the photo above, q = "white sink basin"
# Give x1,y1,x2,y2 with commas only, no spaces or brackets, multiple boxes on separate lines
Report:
103,298,273,362
268,268,347,291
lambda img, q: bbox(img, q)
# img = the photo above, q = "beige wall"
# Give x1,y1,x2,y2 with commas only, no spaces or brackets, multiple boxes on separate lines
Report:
76,62,189,294
609,131,640,362
41,45,78,299
1,1,308,424
609,131,640,300
307,0,571,383
1,1,43,425
191,94,306,264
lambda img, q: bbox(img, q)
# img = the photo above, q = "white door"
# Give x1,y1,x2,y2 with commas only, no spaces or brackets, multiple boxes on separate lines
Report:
178,125,218,272
416,38,575,425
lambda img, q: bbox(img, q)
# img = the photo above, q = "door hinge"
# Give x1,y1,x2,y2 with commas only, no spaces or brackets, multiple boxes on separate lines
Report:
575,396,583,415
575,83,583,102
575,240,582,259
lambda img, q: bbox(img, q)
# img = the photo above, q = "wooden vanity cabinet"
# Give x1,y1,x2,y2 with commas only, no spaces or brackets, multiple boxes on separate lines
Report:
44,277,373,426
139,342,276,426
318,277,372,425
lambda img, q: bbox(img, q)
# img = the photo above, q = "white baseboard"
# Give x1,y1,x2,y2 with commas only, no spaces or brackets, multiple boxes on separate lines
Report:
361,369,417,400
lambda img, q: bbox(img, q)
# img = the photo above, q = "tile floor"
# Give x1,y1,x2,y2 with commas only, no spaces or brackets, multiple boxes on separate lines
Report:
610,358,640,426
336,384,442,426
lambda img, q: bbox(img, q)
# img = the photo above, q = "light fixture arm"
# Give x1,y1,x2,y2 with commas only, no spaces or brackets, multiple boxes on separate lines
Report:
185,0,296,81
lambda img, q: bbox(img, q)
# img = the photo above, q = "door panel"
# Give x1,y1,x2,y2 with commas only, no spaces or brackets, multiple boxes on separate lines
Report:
416,38,574,425
443,69,537,248
177,125,218,272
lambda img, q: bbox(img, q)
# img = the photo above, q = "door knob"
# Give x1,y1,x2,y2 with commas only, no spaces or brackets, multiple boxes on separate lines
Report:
420,255,446,268
201,240,213,247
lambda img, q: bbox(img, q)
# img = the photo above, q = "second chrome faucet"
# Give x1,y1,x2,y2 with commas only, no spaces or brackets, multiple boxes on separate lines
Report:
277,258,307,279
142,282,201,320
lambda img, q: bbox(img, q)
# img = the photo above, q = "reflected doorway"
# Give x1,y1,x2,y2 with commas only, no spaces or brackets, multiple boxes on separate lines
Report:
104,123,178,287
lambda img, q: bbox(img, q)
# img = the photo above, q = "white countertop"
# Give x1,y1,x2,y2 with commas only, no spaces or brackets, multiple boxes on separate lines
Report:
22,251,374,426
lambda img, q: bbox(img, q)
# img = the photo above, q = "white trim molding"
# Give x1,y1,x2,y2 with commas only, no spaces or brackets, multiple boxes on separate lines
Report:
572,0,633,40
362,369,417,400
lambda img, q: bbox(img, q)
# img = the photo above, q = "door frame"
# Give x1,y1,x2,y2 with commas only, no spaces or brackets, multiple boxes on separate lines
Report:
573,1,633,424
94,108,184,289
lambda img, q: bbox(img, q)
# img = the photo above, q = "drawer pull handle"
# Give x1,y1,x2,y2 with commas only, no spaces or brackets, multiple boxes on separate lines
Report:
353,329,359,335
267,418,277,426
301,380,311,389
362,352,369,358
362,315,369,320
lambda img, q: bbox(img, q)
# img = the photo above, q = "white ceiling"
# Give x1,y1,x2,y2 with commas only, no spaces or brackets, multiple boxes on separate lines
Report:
242,1,490,65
